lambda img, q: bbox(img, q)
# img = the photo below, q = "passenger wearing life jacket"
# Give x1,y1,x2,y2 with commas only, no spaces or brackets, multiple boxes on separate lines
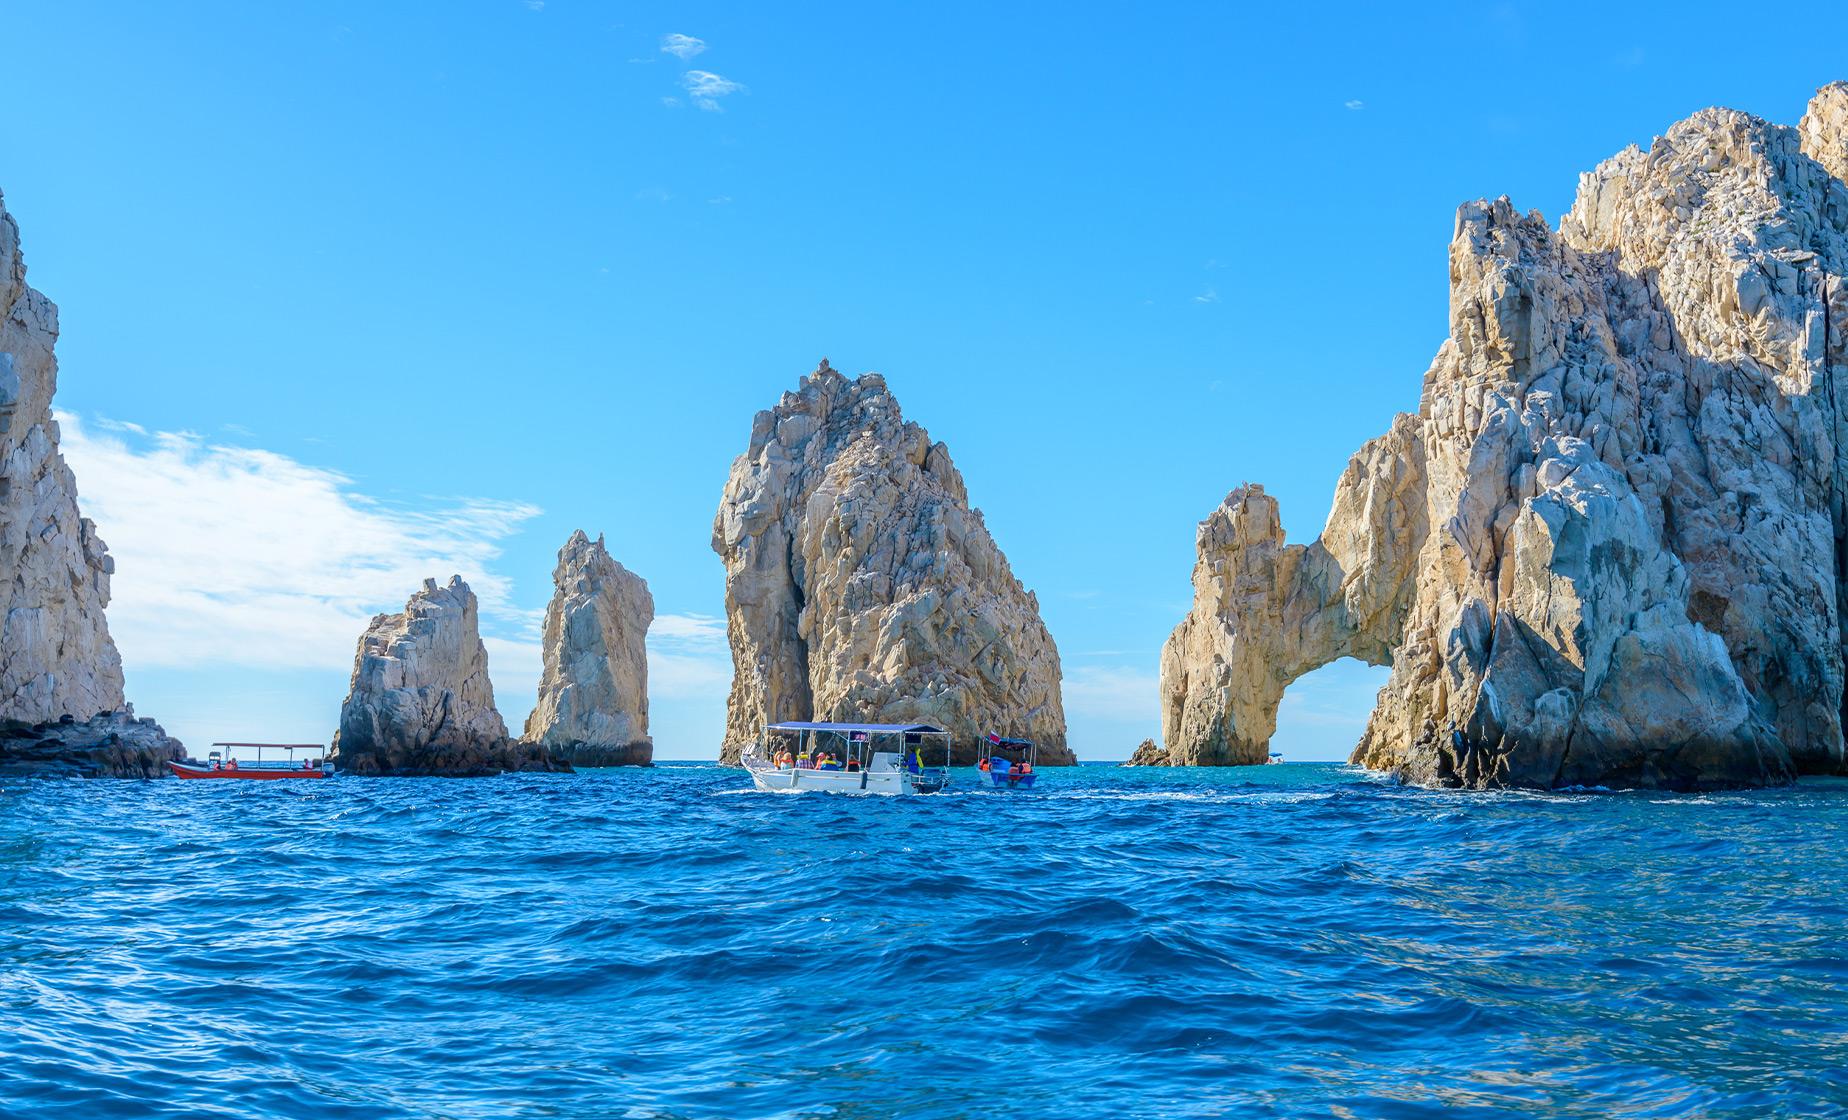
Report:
978,757,991,772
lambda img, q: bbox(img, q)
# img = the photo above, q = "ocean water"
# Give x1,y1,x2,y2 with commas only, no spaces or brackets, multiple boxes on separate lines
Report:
2,763,1846,1120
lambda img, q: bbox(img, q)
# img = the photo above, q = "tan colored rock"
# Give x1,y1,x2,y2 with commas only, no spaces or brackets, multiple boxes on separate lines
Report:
523,531,653,766
1123,738,1169,766
332,576,563,776
0,190,125,722
713,360,1069,765
1161,85,1848,789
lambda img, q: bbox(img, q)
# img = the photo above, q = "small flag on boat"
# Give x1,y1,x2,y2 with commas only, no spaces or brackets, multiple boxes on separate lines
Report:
986,732,1001,746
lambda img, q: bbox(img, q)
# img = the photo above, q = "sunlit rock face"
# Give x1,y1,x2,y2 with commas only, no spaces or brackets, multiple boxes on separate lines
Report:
713,361,1069,765
0,191,125,723
333,576,564,776
523,531,653,767
1160,85,1848,789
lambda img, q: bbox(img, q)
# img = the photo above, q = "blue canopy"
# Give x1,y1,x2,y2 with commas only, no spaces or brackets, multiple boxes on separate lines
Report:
765,721,946,734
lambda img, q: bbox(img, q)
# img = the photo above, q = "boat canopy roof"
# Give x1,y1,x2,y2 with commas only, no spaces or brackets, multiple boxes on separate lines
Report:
988,736,1034,747
765,721,946,734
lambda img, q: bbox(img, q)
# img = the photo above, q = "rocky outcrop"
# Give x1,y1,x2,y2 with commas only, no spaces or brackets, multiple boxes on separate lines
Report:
1160,85,1848,790
1124,738,1169,766
0,705,183,778
0,190,125,723
713,360,1069,765
522,531,653,766
332,576,565,776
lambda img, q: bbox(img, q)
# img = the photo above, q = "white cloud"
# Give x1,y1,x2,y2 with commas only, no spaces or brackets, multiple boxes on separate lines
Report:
661,96,681,108
682,70,744,111
524,0,544,10
648,613,732,700
56,411,542,673
1344,99,1364,111
1194,287,1219,304
1062,665,1158,723
660,33,706,60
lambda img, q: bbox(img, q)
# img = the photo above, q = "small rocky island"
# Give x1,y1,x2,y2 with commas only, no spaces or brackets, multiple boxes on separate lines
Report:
331,576,564,776
0,190,182,776
522,530,654,766
1159,83,1848,790
712,360,1071,764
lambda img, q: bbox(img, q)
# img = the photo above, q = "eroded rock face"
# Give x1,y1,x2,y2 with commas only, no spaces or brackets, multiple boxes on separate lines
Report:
1124,738,1169,766
523,531,653,766
713,361,1069,765
333,576,564,776
1160,85,1848,789
0,705,183,778
0,191,125,723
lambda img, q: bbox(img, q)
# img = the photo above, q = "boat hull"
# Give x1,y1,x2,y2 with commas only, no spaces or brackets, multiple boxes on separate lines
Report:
168,762,331,780
981,771,1037,789
748,767,944,795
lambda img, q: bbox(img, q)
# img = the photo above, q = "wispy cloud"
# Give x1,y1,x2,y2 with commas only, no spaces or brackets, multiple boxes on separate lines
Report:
1193,287,1219,304
1344,99,1364,111
1063,665,1158,723
57,411,542,672
683,70,744,111
646,613,732,699
523,0,544,10
660,33,706,60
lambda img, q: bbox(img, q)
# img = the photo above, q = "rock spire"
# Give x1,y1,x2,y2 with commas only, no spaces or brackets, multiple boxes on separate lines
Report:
713,360,1070,764
332,576,563,776
523,531,654,766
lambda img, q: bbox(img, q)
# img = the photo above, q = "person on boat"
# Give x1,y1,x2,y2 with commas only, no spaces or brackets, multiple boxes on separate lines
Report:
845,755,860,772
978,757,991,772
1019,758,1034,776
818,752,841,771
775,748,794,769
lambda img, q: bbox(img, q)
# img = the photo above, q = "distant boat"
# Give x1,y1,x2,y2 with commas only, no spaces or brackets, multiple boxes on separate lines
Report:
976,733,1040,789
744,722,950,795
169,742,334,780
1268,752,1285,765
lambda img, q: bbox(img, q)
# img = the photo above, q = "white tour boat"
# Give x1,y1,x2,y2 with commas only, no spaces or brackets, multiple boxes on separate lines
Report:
744,721,952,795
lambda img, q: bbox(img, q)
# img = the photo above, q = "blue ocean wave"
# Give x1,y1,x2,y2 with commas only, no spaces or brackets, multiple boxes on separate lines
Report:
2,764,1845,1118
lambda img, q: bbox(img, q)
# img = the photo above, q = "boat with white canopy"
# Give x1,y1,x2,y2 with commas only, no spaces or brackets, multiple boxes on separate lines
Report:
743,721,951,795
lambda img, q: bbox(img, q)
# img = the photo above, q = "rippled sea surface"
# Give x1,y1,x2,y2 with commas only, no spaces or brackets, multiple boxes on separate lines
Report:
4,763,1847,1119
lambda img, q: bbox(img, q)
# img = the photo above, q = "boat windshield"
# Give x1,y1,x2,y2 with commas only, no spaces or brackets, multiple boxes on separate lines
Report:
760,723,951,773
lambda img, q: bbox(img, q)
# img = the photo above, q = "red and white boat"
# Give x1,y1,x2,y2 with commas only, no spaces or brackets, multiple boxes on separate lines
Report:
169,742,335,780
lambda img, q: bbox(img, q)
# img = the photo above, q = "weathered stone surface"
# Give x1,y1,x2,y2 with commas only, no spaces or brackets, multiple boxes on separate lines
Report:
1160,86,1848,789
333,576,565,776
523,531,653,767
713,360,1069,765
0,705,183,778
0,191,125,723
1124,738,1169,766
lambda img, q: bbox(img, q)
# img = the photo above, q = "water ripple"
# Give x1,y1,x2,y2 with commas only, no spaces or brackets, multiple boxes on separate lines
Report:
2,764,1846,1118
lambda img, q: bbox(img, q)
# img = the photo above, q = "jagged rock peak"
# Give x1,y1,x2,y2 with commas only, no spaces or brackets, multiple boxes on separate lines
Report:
523,530,654,766
0,189,125,723
1800,81,1848,184
712,360,1069,764
332,575,564,776
1160,83,1848,790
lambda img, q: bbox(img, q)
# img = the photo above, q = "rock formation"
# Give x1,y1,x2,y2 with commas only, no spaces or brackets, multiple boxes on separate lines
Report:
713,360,1069,765
0,706,183,778
0,190,125,722
0,190,182,777
1160,85,1848,790
522,531,653,766
332,576,564,776
1124,738,1168,766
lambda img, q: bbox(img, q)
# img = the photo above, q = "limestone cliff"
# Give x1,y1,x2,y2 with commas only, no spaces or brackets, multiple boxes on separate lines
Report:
713,360,1069,765
0,190,124,722
1160,85,1848,789
333,576,564,776
523,531,653,766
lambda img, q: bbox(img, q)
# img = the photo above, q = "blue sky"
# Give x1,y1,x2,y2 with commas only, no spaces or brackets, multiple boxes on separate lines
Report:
4,2,1845,760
